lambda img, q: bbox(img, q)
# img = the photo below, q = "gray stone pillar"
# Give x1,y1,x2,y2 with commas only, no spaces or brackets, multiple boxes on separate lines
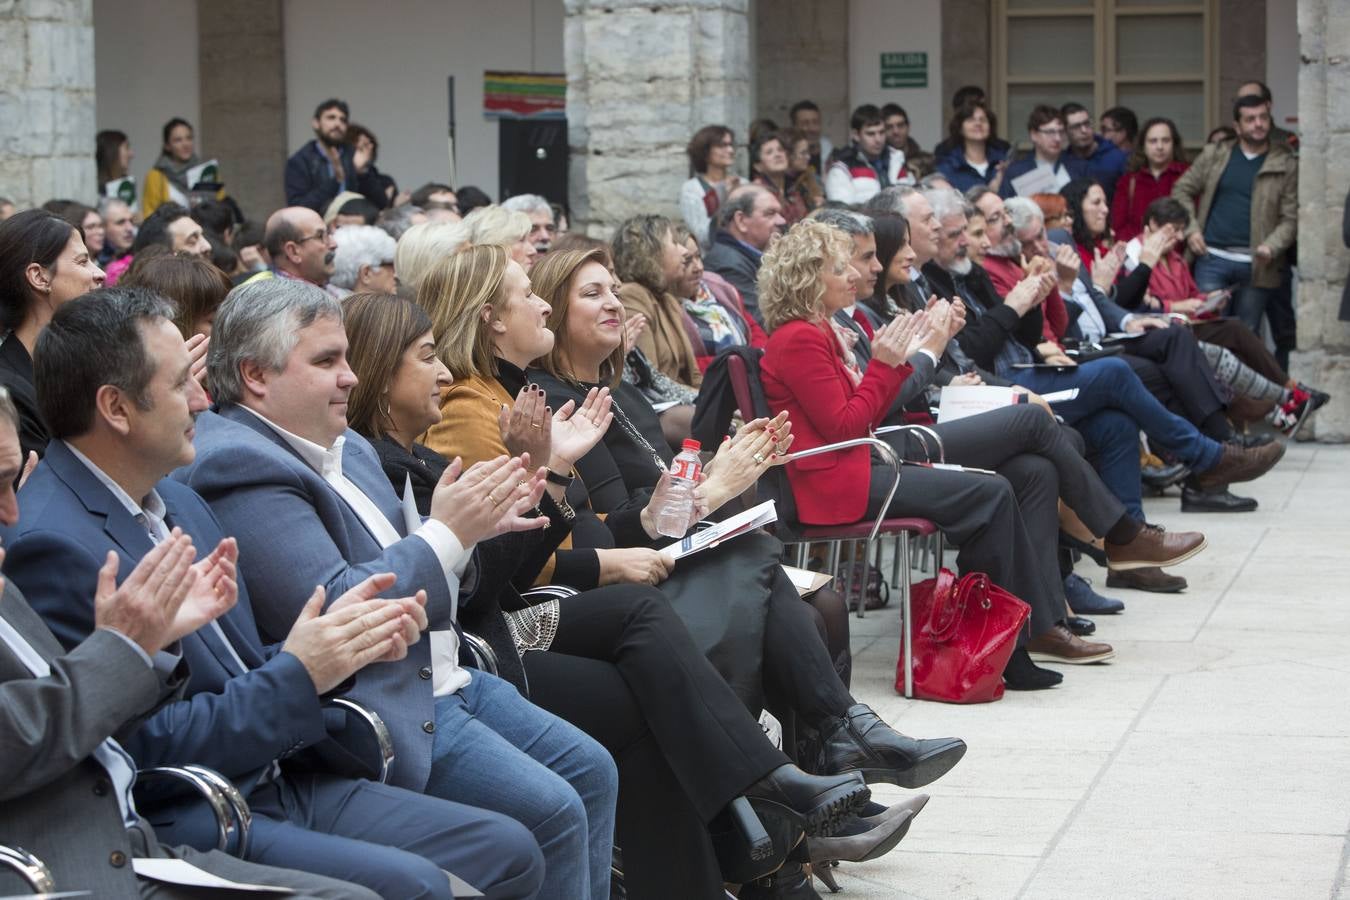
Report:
565,0,752,236
0,0,96,208
755,1,848,145
1290,0,1350,441
197,0,287,222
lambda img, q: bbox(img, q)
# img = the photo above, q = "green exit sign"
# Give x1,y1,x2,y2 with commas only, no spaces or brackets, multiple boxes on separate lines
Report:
881,51,927,89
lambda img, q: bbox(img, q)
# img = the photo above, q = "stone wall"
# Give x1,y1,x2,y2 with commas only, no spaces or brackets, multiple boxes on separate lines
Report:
754,0,848,145
0,0,96,208
565,0,751,236
1290,0,1350,441
197,0,286,221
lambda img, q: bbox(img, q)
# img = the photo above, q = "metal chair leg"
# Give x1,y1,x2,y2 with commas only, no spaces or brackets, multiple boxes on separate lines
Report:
901,534,914,698
847,539,861,618
890,533,903,587
794,542,809,568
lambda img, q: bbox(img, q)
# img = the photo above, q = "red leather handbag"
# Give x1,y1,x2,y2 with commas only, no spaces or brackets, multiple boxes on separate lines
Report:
896,568,1031,704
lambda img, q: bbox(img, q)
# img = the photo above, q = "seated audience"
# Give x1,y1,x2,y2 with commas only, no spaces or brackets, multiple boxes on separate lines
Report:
345,122,402,207
1000,105,1087,198
825,104,909,204
1111,117,1189,242
176,279,618,900
882,103,933,179
245,206,336,289
1061,103,1128,199
502,194,557,255
781,127,827,211
95,129,133,200
455,185,494,215
411,182,460,216
680,125,741,246
463,205,538,270
750,132,809,226
108,203,212,285
119,250,231,342
0,209,105,460
376,202,427,240
393,220,467,294
57,203,104,260
789,100,834,176
1032,192,1071,232
328,224,397,297
285,99,389,213
97,197,137,267
0,386,378,900
4,287,546,899
671,222,767,371
935,98,1009,194
702,184,786,325
329,195,381,229
346,287,884,896
613,214,704,390
1100,105,1139,155
143,117,227,217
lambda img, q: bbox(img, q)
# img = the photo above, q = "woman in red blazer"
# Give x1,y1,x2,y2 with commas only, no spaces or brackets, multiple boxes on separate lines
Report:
758,219,1107,690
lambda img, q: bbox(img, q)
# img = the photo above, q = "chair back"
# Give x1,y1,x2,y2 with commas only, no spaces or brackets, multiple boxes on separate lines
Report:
724,349,806,538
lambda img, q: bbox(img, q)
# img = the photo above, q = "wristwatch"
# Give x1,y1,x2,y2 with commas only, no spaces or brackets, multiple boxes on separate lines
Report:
545,467,575,488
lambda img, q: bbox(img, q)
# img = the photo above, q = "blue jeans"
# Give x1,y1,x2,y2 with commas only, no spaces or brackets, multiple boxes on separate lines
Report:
426,670,619,900
1011,357,1223,473
1076,409,1145,519
1193,253,1278,336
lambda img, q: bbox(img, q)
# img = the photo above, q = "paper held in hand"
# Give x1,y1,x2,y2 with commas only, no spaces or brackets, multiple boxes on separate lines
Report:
938,384,1078,423
664,500,777,560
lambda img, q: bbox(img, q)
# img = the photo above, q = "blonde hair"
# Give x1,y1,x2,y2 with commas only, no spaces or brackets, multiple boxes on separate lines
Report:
395,220,468,292
757,219,852,332
530,247,625,388
462,205,531,248
414,244,511,381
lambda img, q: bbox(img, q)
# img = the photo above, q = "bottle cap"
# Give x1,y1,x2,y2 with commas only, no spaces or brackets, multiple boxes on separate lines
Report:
681,438,702,452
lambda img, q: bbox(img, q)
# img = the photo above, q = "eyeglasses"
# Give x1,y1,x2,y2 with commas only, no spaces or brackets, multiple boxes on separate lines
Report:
1067,120,1094,132
716,139,736,148
1036,127,1066,138
295,231,328,245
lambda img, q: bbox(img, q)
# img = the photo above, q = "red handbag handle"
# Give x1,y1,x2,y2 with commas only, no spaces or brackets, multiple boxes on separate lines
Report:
924,570,984,644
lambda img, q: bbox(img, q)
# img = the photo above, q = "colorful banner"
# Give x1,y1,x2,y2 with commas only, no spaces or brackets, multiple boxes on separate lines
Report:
484,71,565,119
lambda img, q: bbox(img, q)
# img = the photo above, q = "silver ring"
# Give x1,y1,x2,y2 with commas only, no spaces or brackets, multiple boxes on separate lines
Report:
753,453,766,464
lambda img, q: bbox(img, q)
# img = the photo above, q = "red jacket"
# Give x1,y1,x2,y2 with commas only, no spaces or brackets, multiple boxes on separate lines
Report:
982,254,1068,347
1110,161,1189,243
760,318,911,525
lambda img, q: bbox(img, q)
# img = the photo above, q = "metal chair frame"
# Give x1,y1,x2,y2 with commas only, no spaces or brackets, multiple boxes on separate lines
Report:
324,697,396,785
136,764,250,856
0,845,54,893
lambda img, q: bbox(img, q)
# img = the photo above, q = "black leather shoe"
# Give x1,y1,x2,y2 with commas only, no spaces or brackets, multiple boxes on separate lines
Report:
1141,461,1190,492
1065,615,1096,636
1106,566,1187,593
817,704,966,788
1003,647,1063,690
1181,483,1258,512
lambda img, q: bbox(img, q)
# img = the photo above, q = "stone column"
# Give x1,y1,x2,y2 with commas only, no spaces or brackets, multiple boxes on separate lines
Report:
565,0,752,236
0,0,96,208
197,0,287,222
1290,0,1350,441
755,0,848,144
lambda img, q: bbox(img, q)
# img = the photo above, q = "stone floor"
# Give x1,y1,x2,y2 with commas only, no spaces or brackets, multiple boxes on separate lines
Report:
828,441,1350,900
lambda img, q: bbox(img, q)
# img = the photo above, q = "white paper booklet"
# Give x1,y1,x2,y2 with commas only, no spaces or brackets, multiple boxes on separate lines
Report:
664,500,777,560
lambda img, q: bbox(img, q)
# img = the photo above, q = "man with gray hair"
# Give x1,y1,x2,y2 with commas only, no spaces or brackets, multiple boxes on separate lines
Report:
179,278,618,899
97,196,137,266
703,184,786,324
329,224,397,297
808,207,887,347
375,202,427,241
501,193,555,254
4,287,543,899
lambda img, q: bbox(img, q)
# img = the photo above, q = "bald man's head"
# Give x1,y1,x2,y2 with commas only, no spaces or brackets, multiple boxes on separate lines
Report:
264,206,335,284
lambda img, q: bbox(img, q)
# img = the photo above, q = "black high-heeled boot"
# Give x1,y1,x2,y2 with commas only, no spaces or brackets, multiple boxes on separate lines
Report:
737,861,823,899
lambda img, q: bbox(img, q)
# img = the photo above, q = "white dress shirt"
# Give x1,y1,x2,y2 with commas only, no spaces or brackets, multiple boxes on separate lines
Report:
239,408,472,696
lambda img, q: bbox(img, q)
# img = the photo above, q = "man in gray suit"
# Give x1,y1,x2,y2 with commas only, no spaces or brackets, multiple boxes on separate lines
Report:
0,387,373,899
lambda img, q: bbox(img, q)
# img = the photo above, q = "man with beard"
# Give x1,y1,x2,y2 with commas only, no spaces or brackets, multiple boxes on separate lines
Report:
285,99,389,214
243,207,338,291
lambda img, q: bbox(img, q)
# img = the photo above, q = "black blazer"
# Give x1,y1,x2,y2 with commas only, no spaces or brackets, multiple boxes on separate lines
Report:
0,334,49,461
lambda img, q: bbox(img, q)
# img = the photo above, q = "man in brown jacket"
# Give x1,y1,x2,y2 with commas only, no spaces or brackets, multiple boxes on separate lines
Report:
1172,95,1297,346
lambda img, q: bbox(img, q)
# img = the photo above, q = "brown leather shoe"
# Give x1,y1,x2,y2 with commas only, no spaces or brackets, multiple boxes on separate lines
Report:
1106,566,1187,593
1193,440,1285,490
1105,523,1207,571
1027,625,1115,664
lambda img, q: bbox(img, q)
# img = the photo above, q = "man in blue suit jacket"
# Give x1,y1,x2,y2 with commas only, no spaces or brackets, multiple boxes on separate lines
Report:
1,288,544,900
175,278,619,900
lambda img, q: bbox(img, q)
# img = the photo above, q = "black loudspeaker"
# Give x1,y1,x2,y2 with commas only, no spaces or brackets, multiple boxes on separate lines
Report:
498,119,568,207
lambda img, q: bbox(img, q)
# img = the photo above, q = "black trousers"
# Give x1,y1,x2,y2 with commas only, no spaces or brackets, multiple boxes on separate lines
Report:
523,585,788,900
872,404,1118,638
1123,324,1228,431
761,572,856,728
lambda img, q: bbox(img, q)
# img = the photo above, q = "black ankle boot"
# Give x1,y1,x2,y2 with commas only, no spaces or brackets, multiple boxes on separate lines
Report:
742,765,870,837
1003,647,1063,690
816,704,967,788
737,861,823,899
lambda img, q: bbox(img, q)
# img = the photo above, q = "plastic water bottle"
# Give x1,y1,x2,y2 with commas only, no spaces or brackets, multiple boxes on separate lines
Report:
653,439,702,538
